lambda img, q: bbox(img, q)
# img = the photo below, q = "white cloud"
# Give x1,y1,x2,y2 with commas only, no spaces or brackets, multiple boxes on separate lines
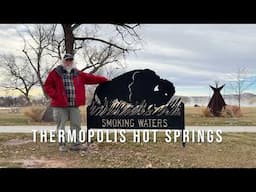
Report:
0,24,24,56
0,24,256,97
124,24,256,95
144,42,200,59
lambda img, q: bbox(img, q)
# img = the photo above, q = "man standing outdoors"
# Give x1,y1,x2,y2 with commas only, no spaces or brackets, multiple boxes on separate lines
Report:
44,53,108,152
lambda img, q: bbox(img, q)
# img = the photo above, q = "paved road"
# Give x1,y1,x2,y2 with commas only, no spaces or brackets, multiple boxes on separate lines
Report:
0,125,255,133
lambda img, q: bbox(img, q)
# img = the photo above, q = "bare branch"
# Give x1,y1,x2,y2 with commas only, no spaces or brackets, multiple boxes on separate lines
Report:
114,24,141,42
0,54,38,103
226,66,255,108
71,24,81,31
3,86,27,96
74,37,128,52
22,49,37,72
89,59,119,74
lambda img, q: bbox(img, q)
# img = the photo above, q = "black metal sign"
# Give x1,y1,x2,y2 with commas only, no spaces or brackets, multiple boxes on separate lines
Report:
87,69,185,145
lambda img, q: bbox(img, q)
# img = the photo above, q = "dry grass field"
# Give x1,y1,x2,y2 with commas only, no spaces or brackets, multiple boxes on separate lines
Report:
0,106,255,126
185,107,256,126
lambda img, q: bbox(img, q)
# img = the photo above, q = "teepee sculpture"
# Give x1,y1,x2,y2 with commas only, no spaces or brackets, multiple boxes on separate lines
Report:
207,83,226,116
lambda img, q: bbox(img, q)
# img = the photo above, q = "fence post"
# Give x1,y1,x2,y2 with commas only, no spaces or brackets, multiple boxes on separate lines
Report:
181,102,186,147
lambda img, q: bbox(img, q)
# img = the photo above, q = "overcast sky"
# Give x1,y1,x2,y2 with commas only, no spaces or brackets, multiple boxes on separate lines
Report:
0,24,256,97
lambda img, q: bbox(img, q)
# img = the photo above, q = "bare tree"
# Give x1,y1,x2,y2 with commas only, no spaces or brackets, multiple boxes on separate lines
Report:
227,66,255,109
79,44,125,73
61,24,141,73
0,54,38,104
18,24,141,97
21,24,140,77
13,24,141,121
19,24,60,98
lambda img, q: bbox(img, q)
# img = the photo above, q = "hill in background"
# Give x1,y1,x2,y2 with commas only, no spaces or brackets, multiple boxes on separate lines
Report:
178,92,256,107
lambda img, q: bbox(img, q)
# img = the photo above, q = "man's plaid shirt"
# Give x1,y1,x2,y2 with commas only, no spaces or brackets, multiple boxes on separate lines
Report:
62,69,75,107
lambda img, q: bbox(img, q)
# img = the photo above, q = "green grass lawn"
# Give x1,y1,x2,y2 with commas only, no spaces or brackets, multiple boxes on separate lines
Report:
0,132,255,168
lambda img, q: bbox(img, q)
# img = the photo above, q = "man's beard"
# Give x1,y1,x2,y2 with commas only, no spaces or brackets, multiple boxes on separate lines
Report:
63,64,76,73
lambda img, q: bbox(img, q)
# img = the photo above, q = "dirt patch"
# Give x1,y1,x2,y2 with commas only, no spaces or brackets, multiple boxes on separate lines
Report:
12,156,68,168
22,159,67,168
1,139,33,146
1,133,256,168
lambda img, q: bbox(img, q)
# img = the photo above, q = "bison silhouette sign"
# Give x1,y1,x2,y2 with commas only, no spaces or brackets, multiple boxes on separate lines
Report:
93,69,175,107
87,69,185,145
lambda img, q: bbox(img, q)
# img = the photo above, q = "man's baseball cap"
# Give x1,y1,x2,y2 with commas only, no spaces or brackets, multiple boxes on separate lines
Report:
63,53,74,60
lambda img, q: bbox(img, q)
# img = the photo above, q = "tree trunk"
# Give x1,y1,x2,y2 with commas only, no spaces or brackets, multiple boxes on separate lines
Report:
24,93,32,106
38,76,48,99
62,24,74,54
238,82,241,109
238,94,241,109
